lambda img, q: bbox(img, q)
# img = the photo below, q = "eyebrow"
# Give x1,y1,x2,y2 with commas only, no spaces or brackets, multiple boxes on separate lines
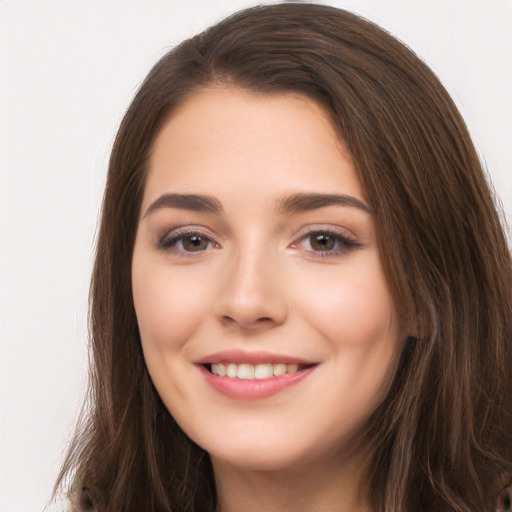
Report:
278,192,371,214
143,193,224,218
142,191,371,219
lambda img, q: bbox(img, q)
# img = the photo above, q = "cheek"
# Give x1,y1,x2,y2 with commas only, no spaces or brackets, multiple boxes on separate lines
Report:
131,257,218,410
296,260,398,430
300,258,395,346
295,255,398,401
131,257,212,354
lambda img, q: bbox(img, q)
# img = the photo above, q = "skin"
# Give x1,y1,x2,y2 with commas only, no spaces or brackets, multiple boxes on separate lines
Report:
132,87,400,512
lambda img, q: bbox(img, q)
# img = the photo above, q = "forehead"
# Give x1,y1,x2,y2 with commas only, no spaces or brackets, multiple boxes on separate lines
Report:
144,87,363,208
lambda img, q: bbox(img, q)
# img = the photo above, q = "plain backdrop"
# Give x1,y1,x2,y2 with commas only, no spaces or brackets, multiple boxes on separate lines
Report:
1,1,511,511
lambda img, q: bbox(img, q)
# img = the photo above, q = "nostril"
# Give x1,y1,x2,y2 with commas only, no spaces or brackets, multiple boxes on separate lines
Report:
221,315,236,326
221,315,274,329
256,317,273,323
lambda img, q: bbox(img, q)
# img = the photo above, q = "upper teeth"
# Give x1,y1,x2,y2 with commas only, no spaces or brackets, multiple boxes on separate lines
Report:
211,363,300,380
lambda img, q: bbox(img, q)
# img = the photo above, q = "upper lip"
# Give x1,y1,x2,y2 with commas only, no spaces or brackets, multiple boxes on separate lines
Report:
195,349,317,365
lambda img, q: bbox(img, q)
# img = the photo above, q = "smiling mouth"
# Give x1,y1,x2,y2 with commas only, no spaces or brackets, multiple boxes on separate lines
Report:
206,362,312,380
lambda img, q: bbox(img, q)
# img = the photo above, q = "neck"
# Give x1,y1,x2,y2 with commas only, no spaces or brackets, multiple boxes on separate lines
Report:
212,451,370,512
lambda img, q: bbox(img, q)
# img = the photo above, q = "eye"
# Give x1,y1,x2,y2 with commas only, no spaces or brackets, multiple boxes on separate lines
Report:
292,229,360,257
158,229,218,254
308,233,338,252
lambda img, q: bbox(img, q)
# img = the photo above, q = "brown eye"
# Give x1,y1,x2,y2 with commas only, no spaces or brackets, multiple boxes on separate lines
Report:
158,230,215,253
292,230,361,258
309,233,336,251
182,235,209,252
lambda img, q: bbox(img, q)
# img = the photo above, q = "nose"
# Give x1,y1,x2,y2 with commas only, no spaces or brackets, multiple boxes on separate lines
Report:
213,247,288,331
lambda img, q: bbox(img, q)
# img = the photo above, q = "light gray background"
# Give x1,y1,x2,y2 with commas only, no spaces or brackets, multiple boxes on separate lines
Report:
1,1,511,510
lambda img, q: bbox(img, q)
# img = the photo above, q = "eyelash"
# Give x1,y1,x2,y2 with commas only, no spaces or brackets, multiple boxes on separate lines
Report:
157,227,360,257
158,228,219,253
292,230,360,258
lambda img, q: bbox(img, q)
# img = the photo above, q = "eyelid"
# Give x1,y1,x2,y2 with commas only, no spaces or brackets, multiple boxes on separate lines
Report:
293,223,358,241
290,225,362,258
156,225,221,252
154,223,361,258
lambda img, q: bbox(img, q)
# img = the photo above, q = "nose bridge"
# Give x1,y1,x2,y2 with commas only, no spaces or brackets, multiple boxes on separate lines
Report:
231,244,272,299
216,236,287,329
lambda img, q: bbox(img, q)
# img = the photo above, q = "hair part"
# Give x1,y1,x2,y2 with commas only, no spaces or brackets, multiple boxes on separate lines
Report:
54,4,512,511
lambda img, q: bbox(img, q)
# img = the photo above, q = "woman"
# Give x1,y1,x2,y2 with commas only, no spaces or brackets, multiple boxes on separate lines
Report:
55,3,512,511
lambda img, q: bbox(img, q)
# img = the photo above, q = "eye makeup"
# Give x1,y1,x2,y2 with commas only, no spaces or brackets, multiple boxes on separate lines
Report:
293,230,361,258
157,226,220,254
154,222,362,261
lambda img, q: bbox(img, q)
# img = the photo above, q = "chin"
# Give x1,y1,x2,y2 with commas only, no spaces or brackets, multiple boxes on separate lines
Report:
209,443,314,473
198,423,347,474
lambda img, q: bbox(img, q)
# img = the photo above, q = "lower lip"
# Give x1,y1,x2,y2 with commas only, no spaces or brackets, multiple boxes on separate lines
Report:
198,365,317,400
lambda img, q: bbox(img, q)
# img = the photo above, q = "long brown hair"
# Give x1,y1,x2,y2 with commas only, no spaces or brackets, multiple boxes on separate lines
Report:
54,4,512,511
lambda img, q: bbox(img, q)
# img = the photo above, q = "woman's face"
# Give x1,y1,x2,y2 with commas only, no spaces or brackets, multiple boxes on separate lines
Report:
132,88,399,472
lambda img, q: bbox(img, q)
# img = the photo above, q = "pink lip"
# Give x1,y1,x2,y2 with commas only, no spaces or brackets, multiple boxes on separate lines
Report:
196,350,319,400
197,364,318,401
196,349,313,366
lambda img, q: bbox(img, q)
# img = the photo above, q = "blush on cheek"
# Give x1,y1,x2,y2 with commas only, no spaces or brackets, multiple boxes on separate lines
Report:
133,269,206,349
303,282,394,348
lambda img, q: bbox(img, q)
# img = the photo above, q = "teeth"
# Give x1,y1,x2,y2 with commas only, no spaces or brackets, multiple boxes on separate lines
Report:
210,362,305,379
254,363,273,379
226,363,237,378
286,363,298,373
237,363,255,380
273,363,287,376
